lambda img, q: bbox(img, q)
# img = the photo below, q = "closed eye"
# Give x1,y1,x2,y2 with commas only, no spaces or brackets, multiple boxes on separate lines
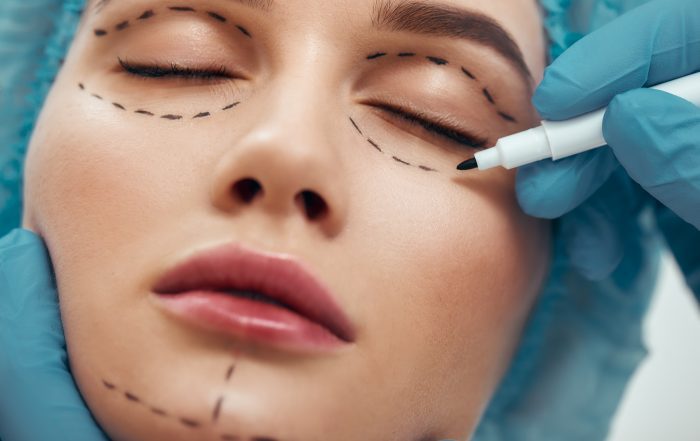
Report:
369,102,488,149
118,58,234,80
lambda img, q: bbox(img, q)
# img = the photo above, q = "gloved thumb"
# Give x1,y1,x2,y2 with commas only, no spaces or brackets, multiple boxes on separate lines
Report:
0,228,108,441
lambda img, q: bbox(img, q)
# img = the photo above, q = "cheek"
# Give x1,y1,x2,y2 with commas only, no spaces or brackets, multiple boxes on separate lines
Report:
24,81,211,281
352,168,549,421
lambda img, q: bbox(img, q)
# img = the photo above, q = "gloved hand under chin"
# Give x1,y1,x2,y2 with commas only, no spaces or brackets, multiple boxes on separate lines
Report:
516,0,700,297
0,228,109,441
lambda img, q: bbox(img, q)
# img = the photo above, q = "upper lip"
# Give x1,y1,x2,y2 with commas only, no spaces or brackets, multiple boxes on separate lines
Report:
151,242,356,343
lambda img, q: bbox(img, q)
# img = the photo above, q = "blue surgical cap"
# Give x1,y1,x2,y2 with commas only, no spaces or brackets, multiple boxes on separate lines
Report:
0,1,659,440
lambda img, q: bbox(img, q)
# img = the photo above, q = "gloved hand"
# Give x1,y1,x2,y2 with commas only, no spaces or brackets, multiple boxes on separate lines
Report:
0,228,109,441
516,0,700,297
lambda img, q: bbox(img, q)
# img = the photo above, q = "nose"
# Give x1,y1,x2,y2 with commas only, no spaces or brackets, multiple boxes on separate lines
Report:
209,87,349,237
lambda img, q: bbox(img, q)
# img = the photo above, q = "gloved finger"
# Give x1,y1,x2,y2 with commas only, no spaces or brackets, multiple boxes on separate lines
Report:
534,0,700,120
603,88,700,229
0,228,109,441
655,203,700,301
516,147,619,218
559,169,643,280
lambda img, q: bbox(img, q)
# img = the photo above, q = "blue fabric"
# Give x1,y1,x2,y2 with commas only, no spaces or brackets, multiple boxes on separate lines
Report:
0,1,663,441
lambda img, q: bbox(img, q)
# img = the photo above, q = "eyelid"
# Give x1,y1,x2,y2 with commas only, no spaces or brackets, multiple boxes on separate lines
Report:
366,100,489,149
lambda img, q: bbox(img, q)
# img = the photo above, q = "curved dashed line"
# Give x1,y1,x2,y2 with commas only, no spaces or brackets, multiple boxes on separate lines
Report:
138,10,155,20
349,117,440,173
78,82,239,121
367,51,518,123
93,6,252,41
169,6,196,12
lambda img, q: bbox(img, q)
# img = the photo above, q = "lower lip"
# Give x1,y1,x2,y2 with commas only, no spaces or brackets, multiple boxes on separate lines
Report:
154,291,349,353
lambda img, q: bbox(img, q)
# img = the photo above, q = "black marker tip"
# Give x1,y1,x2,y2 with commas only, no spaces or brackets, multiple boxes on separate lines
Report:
457,158,478,171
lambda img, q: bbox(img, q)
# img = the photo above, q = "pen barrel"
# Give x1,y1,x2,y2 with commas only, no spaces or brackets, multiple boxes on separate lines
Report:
543,71,700,161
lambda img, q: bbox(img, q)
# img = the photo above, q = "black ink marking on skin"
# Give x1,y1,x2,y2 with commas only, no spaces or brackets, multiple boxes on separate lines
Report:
94,29,108,36
367,52,387,60
251,437,280,441
236,25,252,38
364,51,515,121
349,117,363,136
102,380,115,390
392,156,412,166
138,10,155,20
207,11,227,22
115,20,130,31
426,56,448,65
461,66,476,80
212,396,224,422
179,417,202,428
482,88,495,105
498,111,517,123
349,117,440,173
225,364,235,381
79,82,239,121
367,138,382,152
150,407,168,416
169,6,196,12
124,391,141,402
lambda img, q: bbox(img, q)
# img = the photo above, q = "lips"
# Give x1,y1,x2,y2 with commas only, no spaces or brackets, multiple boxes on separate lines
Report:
151,242,356,353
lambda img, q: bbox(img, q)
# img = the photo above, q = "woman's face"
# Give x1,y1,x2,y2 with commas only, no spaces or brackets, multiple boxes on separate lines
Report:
22,0,549,439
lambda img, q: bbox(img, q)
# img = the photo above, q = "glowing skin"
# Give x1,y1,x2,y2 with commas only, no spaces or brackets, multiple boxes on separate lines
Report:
21,0,550,440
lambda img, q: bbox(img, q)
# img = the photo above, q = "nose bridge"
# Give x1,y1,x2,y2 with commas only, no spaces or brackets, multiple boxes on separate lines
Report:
208,46,348,236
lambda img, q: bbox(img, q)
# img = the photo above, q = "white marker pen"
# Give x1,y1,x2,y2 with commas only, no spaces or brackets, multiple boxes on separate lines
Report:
457,71,700,171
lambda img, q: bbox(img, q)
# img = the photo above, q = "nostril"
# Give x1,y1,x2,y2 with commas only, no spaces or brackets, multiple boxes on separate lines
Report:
233,178,263,203
297,190,328,220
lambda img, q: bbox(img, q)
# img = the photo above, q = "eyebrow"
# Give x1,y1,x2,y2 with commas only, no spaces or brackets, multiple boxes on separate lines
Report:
372,0,533,88
91,0,273,13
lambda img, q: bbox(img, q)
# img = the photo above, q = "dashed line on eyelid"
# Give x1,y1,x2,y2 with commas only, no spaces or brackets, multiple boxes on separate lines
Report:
365,50,517,124
426,56,448,65
482,88,495,104
236,25,252,38
169,6,196,12
366,52,387,60
138,10,155,20
207,11,227,22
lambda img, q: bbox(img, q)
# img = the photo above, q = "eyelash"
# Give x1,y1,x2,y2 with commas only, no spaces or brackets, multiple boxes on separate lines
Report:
370,102,488,149
118,58,232,80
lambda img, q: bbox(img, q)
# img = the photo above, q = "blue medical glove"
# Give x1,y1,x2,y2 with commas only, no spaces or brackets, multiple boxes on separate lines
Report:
0,228,109,441
516,0,700,297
